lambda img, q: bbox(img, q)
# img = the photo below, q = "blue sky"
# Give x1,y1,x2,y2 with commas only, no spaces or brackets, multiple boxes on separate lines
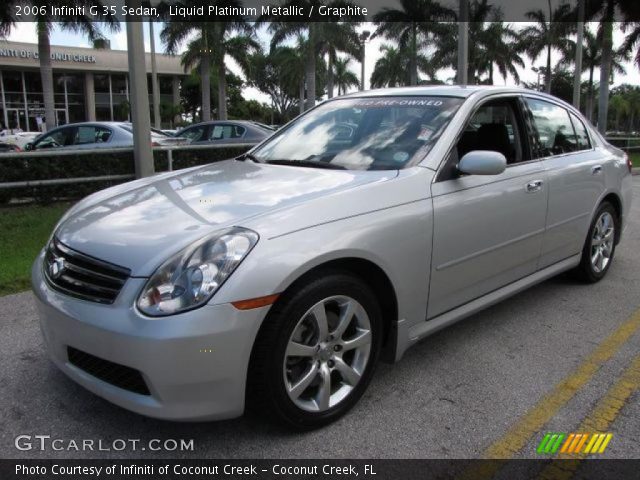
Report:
5,22,639,104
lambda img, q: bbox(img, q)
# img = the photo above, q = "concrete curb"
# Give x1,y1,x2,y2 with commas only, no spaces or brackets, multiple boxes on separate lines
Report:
633,168,640,176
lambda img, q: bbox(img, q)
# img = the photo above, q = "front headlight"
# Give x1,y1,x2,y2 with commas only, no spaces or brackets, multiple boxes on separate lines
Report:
137,227,258,316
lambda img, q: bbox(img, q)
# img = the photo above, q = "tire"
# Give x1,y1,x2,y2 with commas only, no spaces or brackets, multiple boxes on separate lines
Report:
573,202,618,283
247,271,382,429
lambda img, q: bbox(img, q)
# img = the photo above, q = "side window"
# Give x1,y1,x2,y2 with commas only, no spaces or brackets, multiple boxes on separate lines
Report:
456,100,524,165
525,98,578,156
74,126,112,145
179,125,207,142
209,124,246,140
34,127,75,149
569,112,591,151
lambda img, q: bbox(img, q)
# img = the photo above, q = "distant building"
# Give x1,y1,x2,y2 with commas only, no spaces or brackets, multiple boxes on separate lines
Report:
0,40,185,131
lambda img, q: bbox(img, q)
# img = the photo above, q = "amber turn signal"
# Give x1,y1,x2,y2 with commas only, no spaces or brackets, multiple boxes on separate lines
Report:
231,293,280,310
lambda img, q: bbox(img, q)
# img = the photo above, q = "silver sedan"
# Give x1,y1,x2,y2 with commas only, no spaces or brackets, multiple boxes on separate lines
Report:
32,86,632,428
25,122,186,150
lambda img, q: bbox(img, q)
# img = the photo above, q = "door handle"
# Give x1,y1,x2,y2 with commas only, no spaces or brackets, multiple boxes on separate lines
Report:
526,180,544,193
592,165,603,175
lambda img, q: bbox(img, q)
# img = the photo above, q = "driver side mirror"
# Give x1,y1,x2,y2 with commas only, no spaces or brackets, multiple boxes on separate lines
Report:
458,150,506,176
24,142,34,151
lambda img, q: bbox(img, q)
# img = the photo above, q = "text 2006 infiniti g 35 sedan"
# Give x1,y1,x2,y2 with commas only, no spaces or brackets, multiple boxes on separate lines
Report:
33,86,632,428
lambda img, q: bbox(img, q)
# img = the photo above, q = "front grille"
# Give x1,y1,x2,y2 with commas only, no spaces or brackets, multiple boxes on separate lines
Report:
67,347,151,396
44,238,130,304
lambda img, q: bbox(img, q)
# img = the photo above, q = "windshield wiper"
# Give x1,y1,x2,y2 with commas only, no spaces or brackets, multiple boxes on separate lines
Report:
236,152,263,163
265,159,347,170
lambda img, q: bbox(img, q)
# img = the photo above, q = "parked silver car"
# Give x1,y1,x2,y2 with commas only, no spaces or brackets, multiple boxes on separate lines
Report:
174,120,274,145
25,122,186,150
32,87,632,428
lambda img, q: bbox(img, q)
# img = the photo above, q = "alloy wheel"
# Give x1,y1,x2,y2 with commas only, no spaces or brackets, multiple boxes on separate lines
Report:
590,211,615,274
283,295,372,412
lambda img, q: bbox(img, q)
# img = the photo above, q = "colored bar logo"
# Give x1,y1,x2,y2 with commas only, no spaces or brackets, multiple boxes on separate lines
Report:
537,433,613,455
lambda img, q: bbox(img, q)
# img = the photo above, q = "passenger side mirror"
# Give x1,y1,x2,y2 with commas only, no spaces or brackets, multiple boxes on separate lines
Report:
458,150,506,176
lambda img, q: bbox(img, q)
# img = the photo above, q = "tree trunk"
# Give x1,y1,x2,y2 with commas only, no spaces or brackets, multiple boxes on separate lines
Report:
545,41,552,93
299,79,305,115
587,66,594,122
488,61,494,85
410,22,418,86
38,23,55,132
200,31,211,122
597,18,613,134
327,50,334,99
304,31,316,111
217,59,227,120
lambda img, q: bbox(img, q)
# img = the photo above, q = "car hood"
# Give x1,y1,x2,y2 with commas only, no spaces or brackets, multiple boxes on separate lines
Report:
55,159,396,276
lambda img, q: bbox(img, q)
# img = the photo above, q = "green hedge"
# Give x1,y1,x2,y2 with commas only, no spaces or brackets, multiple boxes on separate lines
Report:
0,145,254,204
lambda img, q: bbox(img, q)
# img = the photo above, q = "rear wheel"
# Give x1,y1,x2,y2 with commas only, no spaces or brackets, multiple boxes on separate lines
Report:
247,272,382,429
574,202,618,283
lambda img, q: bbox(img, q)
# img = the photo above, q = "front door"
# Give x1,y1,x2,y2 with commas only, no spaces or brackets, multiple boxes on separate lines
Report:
427,96,548,318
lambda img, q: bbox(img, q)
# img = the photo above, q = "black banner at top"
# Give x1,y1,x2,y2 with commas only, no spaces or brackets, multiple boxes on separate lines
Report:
5,0,640,23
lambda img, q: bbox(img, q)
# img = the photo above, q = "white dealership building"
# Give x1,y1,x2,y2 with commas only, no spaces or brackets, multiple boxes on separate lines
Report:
0,40,185,131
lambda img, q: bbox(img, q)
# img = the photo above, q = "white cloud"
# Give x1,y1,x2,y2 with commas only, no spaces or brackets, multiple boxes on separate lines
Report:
4,22,36,44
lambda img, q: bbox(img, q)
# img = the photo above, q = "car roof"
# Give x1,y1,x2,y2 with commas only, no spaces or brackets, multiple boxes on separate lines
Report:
340,85,539,99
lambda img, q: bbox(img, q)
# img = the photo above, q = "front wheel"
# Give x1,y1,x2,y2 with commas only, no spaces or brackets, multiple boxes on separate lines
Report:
247,272,382,429
574,202,618,283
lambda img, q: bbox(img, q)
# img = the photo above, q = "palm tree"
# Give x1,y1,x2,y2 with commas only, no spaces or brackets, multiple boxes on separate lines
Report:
370,44,439,88
480,21,525,84
372,0,455,86
333,57,360,95
621,22,640,70
521,2,573,93
246,45,303,117
162,0,254,121
588,1,638,133
434,1,524,84
179,30,258,120
0,5,13,37
322,25,361,99
261,0,363,111
560,28,627,120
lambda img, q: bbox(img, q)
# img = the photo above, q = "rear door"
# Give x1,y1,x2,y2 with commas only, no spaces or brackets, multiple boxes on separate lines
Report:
523,97,605,268
428,95,548,318
208,123,247,144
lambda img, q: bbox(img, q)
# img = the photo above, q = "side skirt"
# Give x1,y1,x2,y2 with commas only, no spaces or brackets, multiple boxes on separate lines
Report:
395,254,581,361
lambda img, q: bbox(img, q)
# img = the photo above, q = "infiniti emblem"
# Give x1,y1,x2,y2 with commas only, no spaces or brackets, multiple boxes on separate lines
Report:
49,256,66,280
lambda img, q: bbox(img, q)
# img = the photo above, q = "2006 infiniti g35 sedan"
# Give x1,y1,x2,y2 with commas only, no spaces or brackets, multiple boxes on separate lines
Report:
32,86,632,428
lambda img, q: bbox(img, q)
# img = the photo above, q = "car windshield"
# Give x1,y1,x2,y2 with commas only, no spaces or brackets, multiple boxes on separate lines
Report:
251,96,463,170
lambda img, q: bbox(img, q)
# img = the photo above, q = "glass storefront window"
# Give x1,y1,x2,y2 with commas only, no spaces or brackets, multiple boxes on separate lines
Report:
53,74,66,94
94,74,109,93
23,71,43,93
96,105,111,121
111,74,127,95
159,76,173,95
2,71,22,93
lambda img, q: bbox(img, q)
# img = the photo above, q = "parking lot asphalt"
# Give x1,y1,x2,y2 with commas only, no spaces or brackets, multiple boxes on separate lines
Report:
1,177,640,461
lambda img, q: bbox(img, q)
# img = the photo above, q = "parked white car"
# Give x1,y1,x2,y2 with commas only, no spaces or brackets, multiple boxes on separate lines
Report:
0,130,39,150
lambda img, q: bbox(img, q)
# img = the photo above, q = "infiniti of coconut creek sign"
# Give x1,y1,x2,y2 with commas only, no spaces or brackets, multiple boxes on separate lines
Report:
0,47,96,63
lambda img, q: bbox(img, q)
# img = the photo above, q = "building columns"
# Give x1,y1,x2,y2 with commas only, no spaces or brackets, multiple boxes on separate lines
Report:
85,72,96,121
172,75,181,126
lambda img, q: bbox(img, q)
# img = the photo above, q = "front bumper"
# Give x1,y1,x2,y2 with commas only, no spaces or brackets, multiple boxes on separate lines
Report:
31,250,267,421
